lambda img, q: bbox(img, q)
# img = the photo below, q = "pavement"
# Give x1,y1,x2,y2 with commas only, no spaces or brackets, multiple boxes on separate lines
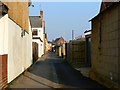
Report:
75,67,91,77
6,52,109,90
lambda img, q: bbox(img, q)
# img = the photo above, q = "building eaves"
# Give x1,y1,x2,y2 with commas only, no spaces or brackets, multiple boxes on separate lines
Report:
84,30,92,33
33,37,43,42
89,2,120,21
54,38,60,43
84,30,92,36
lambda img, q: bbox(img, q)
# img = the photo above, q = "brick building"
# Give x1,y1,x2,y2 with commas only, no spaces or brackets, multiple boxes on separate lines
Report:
53,37,66,57
84,30,92,67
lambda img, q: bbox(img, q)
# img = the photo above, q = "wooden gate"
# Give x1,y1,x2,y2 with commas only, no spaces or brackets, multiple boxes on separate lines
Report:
70,40,85,64
32,42,38,63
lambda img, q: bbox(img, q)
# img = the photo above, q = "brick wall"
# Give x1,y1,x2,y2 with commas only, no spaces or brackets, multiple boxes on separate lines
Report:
90,4,120,88
0,54,8,89
118,4,120,89
3,1,29,32
57,38,66,45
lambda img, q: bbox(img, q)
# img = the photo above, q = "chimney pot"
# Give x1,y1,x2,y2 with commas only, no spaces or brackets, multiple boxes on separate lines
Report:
40,10,43,19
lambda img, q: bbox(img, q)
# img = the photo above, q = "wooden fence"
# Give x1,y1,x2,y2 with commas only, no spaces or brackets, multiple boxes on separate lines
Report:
66,40,86,67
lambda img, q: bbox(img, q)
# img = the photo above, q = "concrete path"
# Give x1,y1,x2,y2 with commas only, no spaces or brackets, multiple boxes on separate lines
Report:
7,52,109,89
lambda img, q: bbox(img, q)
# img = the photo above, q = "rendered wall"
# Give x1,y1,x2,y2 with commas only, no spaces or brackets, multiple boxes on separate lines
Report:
7,17,32,83
0,14,32,87
32,27,44,57
32,39,43,58
0,14,8,89
0,15,8,55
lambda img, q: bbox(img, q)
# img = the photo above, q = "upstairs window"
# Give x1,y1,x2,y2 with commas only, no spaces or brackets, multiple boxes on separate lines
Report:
32,29,38,36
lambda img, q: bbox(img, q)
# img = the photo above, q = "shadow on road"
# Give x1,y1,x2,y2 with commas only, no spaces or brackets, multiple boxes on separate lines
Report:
26,52,109,89
54,60,109,89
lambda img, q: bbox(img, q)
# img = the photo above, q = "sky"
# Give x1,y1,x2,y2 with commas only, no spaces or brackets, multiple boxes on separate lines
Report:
29,1,101,41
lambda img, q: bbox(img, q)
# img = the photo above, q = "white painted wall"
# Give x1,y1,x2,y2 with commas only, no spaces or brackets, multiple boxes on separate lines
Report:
32,27,44,57
32,39,43,57
7,18,32,83
32,28,44,41
62,44,66,56
59,47,62,57
0,14,8,55
24,19,32,69
0,14,32,84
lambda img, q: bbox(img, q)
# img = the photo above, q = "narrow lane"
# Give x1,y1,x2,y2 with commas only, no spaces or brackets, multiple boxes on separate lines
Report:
48,52,108,89
54,58,106,89
8,52,109,89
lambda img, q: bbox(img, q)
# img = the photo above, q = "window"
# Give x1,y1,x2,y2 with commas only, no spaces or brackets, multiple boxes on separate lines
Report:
32,29,38,35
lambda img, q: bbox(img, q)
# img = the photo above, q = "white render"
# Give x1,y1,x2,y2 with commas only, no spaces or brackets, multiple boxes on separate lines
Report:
59,47,62,57
32,27,44,57
62,43,66,56
0,14,32,83
84,31,91,36
0,14,8,55
32,39,43,57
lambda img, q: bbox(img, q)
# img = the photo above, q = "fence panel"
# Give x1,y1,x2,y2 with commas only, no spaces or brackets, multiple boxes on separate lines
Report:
66,40,85,66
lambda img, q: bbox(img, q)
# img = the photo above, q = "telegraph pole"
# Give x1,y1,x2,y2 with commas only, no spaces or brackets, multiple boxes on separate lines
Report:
72,30,74,40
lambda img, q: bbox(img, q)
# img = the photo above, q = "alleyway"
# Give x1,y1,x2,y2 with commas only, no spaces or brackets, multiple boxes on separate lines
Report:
7,52,108,89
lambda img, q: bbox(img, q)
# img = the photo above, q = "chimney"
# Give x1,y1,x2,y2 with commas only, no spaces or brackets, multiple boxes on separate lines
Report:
40,10,43,19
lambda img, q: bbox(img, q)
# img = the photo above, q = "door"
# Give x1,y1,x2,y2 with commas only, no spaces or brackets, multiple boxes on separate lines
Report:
32,42,38,63
0,54,7,89
87,38,91,66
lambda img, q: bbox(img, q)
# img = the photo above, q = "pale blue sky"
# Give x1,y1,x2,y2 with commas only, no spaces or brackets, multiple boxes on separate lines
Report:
29,2,101,41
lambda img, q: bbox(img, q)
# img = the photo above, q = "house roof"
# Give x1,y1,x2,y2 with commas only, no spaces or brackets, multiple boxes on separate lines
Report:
54,37,61,43
0,1,8,16
29,16,42,28
90,1,119,21
54,37,66,44
100,2,117,12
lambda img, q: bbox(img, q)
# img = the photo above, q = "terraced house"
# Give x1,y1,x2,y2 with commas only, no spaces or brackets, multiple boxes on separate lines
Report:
0,1,32,89
30,9,45,62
